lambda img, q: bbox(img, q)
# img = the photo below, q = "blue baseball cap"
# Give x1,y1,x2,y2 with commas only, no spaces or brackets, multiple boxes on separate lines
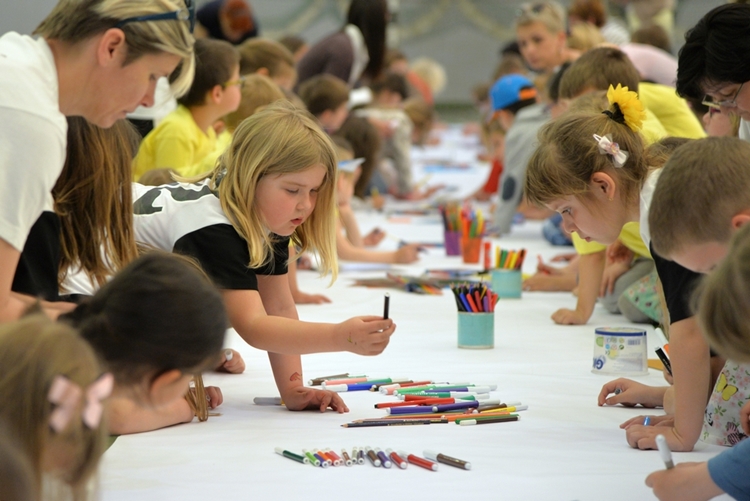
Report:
490,74,537,111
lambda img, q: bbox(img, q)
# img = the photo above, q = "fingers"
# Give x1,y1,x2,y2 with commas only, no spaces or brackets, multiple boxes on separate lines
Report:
359,317,395,331
206,387,223,409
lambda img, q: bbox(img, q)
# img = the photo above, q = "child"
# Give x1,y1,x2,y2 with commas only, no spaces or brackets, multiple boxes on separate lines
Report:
337,115,383,200
489,73,551,236
62,252,234,434
224,73,286,133
515,1,577,75
133,39,242,180
237,38,297,91
0,314,111,501
132,102,396,412
370,72,409,109
525,86,713,453
646,223,750,501
298,74,350,134
470,119,505,201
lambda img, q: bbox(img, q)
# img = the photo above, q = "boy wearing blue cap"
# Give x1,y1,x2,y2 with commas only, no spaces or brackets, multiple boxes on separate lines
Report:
490,74,551,235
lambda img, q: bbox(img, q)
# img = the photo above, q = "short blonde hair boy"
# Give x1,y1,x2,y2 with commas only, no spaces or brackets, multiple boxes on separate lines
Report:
559,46,641,99
698,222,750,362
515,1,566,33
649,137,750,257
35,0,195,97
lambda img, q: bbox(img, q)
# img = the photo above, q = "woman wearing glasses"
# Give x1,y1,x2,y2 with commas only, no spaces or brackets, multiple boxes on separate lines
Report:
0,0,195,321
677,4,750,139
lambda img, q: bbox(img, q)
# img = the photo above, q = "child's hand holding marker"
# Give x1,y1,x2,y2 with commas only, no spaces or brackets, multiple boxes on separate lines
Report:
217,349,246,374
335,316,395,355
646,461,723,501
597,378,665,408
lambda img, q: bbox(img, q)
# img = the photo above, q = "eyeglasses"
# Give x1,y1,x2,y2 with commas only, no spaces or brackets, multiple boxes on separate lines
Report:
702,81,745,109
115,0,195,34
223,76,246,89
516,3,547,18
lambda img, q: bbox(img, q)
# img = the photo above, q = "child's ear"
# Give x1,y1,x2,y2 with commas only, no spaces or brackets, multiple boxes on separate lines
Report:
589,172,616,201
256,67,269,76
731,211,750,230
209,84,224,105
148,369,188,406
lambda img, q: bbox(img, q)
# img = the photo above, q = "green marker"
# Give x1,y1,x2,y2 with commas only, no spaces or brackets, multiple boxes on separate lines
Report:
301,449,321,467
275,448,308,464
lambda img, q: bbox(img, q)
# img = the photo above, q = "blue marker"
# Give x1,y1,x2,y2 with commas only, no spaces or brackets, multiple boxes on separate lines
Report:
643,416,651,426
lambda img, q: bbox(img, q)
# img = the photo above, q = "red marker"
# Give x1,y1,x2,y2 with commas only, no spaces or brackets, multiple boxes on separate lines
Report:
399,451,437,471
387,449,407,469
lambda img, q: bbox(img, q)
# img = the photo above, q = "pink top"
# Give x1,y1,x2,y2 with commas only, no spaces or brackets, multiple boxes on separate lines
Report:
620,43,678,88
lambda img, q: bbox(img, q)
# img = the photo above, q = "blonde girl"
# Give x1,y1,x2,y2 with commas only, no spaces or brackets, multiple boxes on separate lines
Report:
0,315,112,501
133,101,396,413
525,84,713,453
515,1,578,75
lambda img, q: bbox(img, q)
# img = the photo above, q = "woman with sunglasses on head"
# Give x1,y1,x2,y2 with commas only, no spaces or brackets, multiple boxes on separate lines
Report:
0,0,195,322
677,3,750,142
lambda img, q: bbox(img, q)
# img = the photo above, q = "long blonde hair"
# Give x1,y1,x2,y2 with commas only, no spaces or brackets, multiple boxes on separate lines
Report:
0,315,107,501
188,101,338,280
35,0,195,96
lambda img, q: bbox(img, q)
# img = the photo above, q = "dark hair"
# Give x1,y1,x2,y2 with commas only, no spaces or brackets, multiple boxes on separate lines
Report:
370,72,409,100
61,252,228,385
298,74,350,116
178,38,240,107
677,3,750,100
347,0,388,81
559,46,640,99
336,116,381,198
548,61,571,103
568,0,606,27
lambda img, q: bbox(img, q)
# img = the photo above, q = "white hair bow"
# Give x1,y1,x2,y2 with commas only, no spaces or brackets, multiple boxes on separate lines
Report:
593,134,628,167
48,373,114,432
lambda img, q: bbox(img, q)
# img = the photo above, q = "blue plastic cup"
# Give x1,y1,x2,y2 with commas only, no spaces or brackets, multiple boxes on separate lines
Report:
457,312,494,349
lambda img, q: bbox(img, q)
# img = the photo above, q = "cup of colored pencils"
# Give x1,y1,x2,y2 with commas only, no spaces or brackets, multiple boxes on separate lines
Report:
489,247,525,299
459,208,485,264
439,203,461,256
450,283,496,349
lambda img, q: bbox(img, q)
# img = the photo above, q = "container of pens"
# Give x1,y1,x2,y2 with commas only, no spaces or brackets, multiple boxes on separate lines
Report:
439,204,461,256
489,247,526,299
459,207,485,265
451,284,496,349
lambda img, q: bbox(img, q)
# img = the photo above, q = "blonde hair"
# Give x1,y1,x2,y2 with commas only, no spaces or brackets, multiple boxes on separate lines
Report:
35,0,195,97
525,101,649,208
698,222,750,362
189,101,338,279
650,137,750,257
567,22,606,51
410,58,447,96
0,315,107,501
403,98,435,146
515,1,566,33
237,38,295,77
224,73,286,132
559,47,640,99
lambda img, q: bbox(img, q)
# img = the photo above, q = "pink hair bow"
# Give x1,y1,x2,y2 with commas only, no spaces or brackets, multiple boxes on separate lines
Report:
82,373,114,429
48,376,83,433
593,133,628,167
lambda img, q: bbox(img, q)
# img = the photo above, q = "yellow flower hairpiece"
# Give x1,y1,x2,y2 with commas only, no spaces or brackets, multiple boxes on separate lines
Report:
606,84,646,132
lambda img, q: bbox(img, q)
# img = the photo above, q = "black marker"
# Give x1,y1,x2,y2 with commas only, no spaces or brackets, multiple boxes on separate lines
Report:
383,293,390,319
655,347,672,376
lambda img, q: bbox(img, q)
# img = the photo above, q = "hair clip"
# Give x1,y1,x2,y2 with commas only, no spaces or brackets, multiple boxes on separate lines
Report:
82,373,114,429
593,133,628,167
48,376,83,433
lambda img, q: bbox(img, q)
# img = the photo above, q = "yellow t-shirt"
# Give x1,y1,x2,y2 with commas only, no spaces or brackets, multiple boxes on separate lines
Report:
132,105,219,181
572,222,650,258
640,107,668,145
639,82,706,139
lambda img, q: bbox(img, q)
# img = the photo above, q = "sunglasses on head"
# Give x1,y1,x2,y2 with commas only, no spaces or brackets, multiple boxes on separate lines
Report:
116,0,195,34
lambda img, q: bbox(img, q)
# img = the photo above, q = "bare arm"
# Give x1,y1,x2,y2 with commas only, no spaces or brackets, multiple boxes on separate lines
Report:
336,223,418,264
551,250,605,325
107,396,194,435
338,204,364,248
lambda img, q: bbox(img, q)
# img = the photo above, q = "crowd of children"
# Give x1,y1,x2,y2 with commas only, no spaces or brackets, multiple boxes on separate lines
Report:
4,0,750,499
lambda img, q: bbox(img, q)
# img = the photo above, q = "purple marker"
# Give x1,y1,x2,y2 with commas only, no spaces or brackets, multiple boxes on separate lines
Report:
375,448,392,468
432,401,479,412
387,406,439,415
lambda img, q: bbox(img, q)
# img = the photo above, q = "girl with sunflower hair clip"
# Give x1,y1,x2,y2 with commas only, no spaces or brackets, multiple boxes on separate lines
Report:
525,84,726,454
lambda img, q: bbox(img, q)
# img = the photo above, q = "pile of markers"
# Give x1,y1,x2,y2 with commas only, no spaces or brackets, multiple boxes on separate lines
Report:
484,245,527,270
274,447,471,471
460,207,485,240
449,283,498,313
341,381,526,427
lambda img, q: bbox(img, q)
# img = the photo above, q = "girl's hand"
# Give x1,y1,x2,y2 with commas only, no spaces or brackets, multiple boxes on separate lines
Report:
598,378,664,408
600,261,631,297
741,400,750,435
393,244,420,264
217,350,246,374
606,240,633,264
283,387,349,413
206,386,223,410
292,291,332,305
626,425,695,451
551,308,588,325
621,414,673,429
646,462,724,501
363,228,385,247
337,316,396,355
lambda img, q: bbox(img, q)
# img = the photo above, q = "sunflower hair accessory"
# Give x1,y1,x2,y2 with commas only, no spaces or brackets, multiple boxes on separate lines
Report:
603,84,645,132
593,133,628,167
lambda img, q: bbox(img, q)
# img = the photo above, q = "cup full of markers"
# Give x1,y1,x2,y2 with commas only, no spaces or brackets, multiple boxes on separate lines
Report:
459,207,485,264
450,283,497,349
485,244,526,299
439,203,461,256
